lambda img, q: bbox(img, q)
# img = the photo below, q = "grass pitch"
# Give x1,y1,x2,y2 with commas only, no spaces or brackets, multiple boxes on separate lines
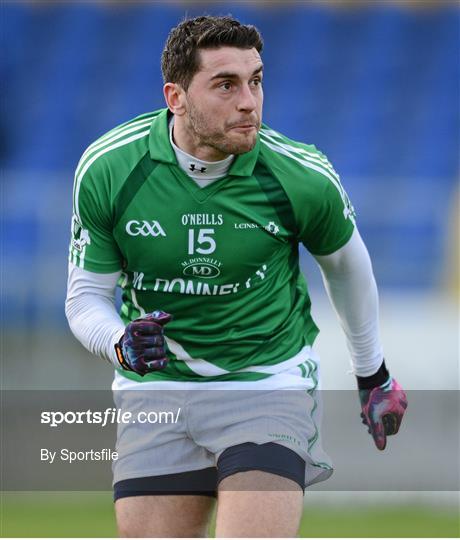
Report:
1,492,458,537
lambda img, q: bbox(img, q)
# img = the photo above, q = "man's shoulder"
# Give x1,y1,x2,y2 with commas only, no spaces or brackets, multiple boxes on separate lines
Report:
259,124,320,155
258,124,339,189
98,110,162,142
75,109,164,180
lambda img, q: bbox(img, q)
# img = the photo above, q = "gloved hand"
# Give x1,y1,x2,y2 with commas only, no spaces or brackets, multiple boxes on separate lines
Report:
359,376,408,450
114,310,172,376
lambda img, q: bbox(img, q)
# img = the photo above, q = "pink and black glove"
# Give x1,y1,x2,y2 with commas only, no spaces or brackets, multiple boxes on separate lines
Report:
357,360,408,450
114,311,172,376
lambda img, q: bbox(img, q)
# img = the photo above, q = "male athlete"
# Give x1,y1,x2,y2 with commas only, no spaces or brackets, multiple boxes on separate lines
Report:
66,15,407,537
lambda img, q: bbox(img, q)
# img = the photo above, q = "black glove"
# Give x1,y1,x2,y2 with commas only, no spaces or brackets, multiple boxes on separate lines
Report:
114,311,172,376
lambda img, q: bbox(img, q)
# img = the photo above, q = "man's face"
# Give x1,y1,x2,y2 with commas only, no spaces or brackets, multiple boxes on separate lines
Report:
182,46,263,157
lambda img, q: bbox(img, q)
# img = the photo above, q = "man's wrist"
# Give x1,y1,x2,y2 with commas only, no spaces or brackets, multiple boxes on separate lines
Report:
356,359,389,390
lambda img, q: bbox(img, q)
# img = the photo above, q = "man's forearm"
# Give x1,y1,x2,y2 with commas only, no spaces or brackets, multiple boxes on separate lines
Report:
65,263,125,365
314,228,384,377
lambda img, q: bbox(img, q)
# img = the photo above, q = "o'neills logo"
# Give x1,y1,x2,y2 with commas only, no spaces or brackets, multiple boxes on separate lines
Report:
181,214,223,226
181,257,222,279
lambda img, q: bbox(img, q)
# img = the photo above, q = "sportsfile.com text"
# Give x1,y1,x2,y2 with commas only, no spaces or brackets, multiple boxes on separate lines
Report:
40,408,182,427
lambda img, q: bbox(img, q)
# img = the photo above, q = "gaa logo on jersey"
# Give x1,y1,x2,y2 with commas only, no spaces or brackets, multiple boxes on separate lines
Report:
125,220,166,237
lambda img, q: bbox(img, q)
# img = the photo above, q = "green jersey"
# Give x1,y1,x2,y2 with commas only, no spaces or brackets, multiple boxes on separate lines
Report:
69,108,355,383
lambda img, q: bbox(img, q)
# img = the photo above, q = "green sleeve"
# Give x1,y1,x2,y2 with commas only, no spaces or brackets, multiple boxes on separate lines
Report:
300,175,356,256
69,162,123,272
260,132,356,256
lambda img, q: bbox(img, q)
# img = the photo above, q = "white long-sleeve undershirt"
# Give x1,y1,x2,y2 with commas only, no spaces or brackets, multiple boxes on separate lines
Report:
313,228,383,376
65,264,123,366
65,228,383,375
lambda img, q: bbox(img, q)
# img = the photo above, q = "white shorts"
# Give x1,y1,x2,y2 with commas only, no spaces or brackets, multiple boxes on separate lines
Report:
112,353,333,489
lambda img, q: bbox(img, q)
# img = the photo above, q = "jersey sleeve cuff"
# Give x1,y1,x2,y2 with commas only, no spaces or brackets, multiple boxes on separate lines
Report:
306,223,355,256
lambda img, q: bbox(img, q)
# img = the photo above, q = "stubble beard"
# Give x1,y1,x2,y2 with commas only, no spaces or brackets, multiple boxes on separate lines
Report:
187,102,259,157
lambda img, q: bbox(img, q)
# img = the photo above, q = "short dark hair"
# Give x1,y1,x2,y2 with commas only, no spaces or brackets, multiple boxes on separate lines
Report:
161,15,264,90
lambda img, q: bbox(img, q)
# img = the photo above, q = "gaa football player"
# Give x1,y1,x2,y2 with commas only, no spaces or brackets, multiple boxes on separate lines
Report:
66,15,407,537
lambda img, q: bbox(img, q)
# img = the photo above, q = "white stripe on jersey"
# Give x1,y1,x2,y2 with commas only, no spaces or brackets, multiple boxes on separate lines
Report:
76,117,155,178
72,116,156,215
238,345,314,374
72,128,151,267
260,136,350,215
75,128,151,221
166,337,230,377
167,339,315,378
78,245,87,269
261,128,335,167
86,114,155,148
260,129,342,186
130,289,146,317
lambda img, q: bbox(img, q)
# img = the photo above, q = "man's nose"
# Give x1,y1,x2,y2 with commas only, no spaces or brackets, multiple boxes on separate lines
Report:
237,84,257,112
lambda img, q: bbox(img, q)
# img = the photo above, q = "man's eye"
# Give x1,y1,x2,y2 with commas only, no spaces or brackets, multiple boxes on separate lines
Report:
252,78,262,86
220,82,232,90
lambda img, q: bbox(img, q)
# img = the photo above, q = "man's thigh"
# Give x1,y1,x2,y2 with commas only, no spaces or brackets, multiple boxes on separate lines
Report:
115,495,215,538
215,470,303,538
112,389,217,537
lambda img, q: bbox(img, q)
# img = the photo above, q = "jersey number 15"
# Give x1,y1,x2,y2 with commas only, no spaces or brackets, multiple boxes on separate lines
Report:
188,228,216,255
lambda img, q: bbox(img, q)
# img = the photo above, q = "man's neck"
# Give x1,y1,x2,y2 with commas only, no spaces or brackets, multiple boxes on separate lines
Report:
169,116,234,185
172,117,229,162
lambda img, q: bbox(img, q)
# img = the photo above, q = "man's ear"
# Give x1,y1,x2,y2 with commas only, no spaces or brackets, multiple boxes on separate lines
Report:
163,83,187,116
